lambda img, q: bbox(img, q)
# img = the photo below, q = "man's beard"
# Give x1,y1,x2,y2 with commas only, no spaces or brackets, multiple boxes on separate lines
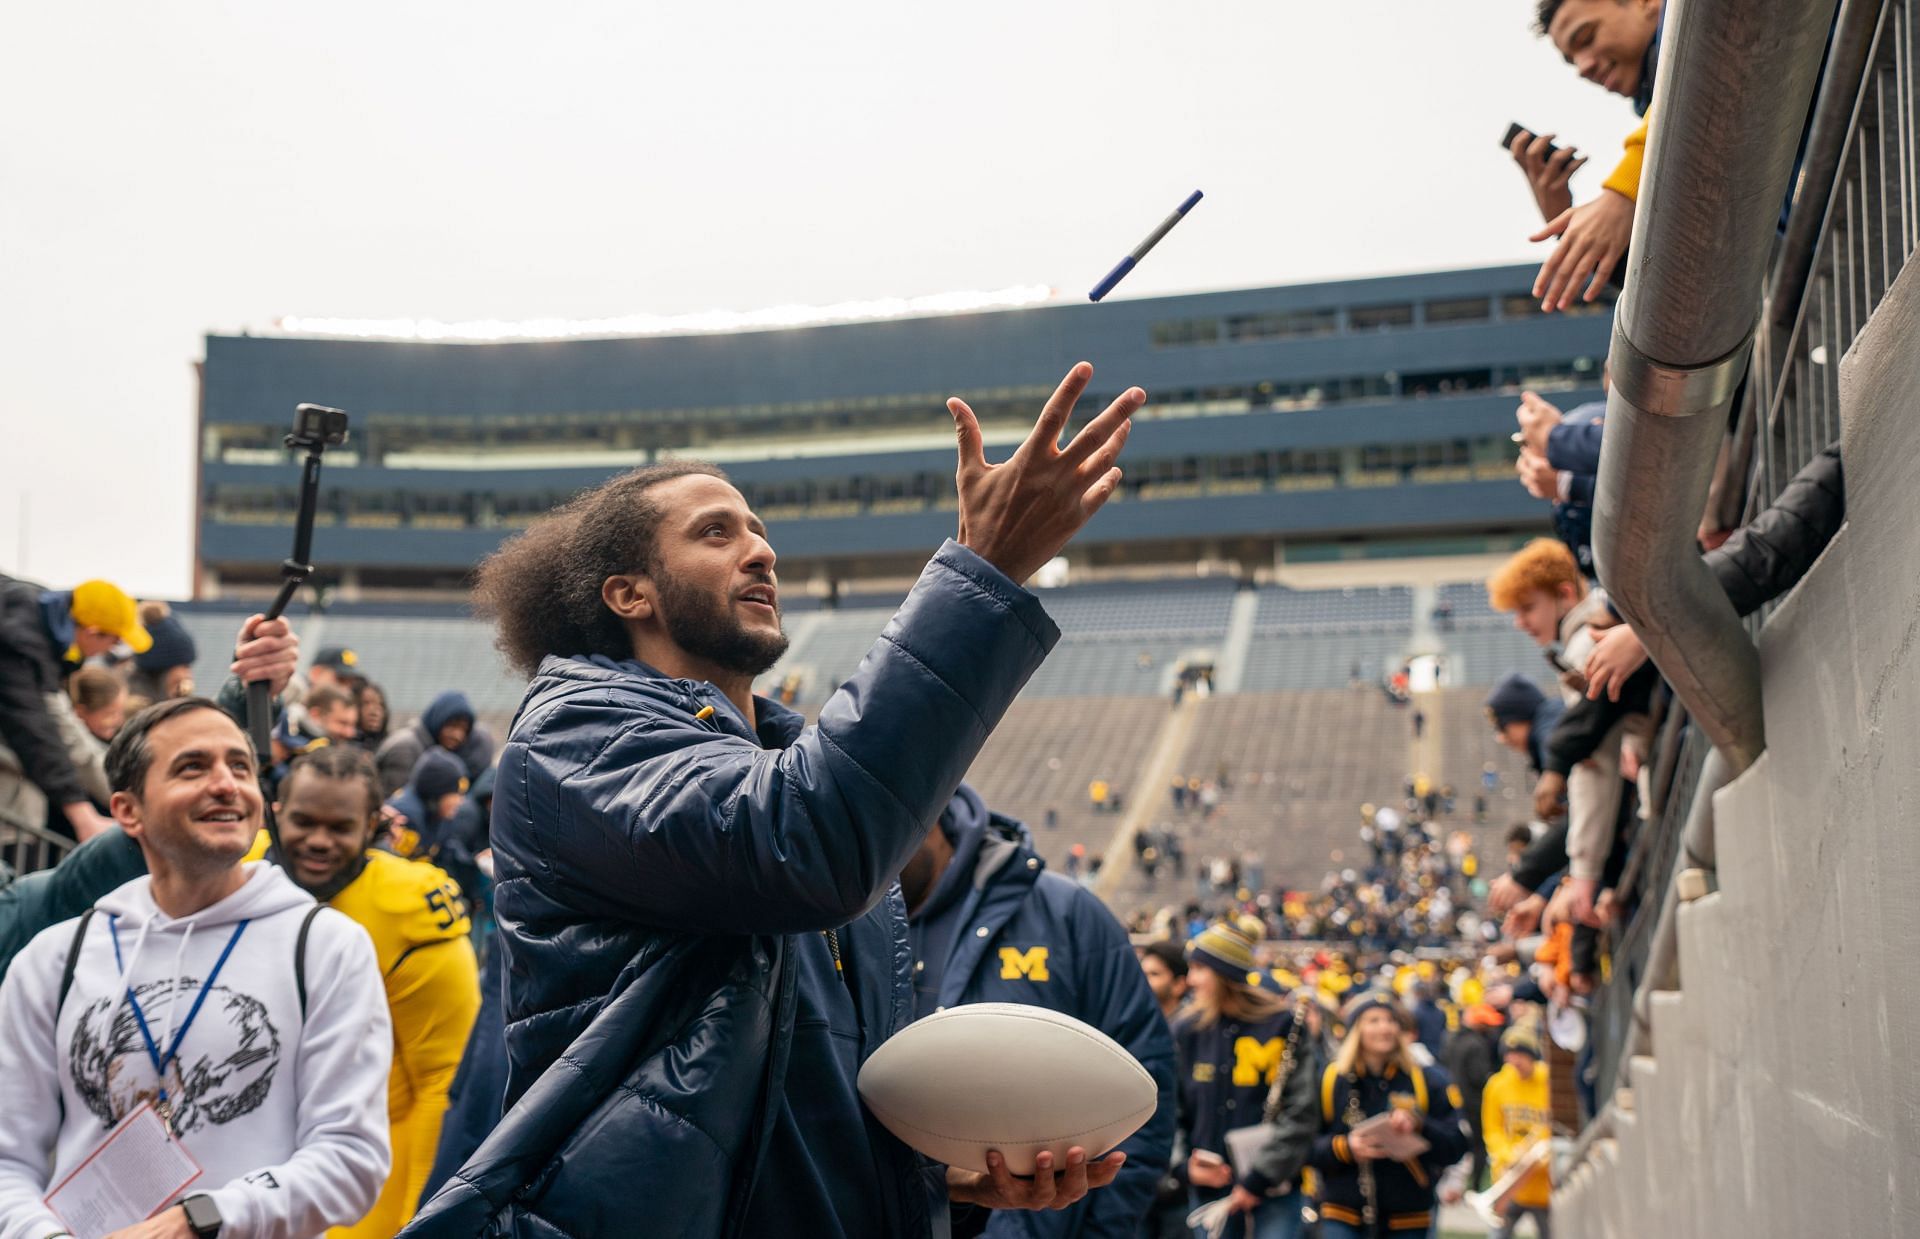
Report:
655,572,790,677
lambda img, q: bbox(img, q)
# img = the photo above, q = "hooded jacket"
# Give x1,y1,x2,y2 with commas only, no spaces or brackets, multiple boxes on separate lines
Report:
0,574,89,811
0,863,392,1239
376,692,496,798
907,786,1175,1238
404,540,1057,1239
1483,675,1563,776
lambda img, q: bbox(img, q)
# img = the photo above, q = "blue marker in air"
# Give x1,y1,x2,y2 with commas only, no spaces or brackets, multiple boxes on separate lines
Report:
1088,190,1203,302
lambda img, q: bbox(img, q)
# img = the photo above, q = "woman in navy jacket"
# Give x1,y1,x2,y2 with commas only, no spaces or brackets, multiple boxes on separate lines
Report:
1173,917,1318,1239
1308,992,1471,1237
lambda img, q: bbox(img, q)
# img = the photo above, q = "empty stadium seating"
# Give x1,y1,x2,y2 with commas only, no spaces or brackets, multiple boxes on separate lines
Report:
159,579,1539,915
1157,690,1416,890
962,695,1169,865
1252,583,1412,631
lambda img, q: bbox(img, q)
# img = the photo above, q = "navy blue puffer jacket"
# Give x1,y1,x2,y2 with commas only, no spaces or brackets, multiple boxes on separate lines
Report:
404,542,1058,1239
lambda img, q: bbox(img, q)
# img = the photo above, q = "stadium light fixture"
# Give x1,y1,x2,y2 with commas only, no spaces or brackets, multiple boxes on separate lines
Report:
273,285,1056,342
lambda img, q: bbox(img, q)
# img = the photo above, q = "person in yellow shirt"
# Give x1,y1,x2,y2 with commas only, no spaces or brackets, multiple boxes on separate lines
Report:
1513,0,1665,311
248,745,481,1238
1480,1023,1555,1238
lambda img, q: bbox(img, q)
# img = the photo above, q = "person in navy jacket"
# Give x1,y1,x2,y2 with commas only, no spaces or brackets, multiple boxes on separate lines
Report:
403,364,1141,1239
1173,916,1320,1239
902,783,1176,1238
1307,992,1471,1237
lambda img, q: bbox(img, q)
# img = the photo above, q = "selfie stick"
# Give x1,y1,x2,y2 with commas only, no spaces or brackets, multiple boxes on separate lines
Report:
244,404,351,768
1088,189,1203,302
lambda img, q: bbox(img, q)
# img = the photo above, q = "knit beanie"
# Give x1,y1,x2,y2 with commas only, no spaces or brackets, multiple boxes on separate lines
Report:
1501,1022,1544,1059
411,748,470,804
1187,915,1264,983
134,615,198,673
1486,673,1547,727
1342,989,1410,1031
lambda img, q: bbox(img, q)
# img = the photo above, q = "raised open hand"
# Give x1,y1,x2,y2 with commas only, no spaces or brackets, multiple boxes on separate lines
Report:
949,362,1142,583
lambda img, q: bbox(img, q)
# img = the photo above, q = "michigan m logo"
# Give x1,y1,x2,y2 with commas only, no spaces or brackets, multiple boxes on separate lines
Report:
998,946,1050,981
1232,1036,1285,1086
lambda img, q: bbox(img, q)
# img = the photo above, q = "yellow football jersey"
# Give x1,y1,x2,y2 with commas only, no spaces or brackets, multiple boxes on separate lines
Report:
245,834,481,1237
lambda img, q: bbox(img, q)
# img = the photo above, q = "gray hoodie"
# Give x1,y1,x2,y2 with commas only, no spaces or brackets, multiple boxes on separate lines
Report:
0,862,391,1239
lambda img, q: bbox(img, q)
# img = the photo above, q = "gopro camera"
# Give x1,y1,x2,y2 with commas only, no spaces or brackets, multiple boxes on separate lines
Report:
286,403,350,451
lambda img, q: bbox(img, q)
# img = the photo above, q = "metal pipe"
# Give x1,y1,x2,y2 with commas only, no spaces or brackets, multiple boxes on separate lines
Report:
1595,0,1843,771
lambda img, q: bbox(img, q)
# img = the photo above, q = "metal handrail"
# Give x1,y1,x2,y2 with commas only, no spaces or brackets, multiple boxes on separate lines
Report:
0,819,80,883
1592,0,1839,774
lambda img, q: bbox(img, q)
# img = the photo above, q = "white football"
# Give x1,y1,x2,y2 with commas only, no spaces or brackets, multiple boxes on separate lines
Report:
857,1002,1158,1175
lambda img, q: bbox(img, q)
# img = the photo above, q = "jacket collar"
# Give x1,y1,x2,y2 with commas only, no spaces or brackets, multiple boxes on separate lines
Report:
528,653,806,751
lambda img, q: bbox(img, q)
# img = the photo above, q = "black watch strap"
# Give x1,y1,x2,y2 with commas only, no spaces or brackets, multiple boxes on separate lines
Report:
180,1194,222,1237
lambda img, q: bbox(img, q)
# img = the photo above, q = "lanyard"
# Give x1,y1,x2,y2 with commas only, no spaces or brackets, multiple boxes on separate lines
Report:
108,914,250,1126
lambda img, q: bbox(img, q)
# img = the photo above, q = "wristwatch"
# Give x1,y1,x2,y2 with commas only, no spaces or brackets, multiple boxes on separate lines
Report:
179,1194,222,1237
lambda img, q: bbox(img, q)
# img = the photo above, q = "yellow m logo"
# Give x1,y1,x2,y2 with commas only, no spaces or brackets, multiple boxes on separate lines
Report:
1232,1036,1285,1086
998,946,1050,981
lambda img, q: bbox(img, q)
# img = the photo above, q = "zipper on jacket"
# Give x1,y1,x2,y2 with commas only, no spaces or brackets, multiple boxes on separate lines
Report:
823,927,848,984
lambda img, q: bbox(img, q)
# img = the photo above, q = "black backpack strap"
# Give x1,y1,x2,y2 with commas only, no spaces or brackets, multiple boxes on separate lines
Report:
294,904,324,1021
56,908,95,1017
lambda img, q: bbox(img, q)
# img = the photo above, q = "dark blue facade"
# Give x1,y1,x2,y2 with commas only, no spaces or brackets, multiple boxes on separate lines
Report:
197,264,1611,580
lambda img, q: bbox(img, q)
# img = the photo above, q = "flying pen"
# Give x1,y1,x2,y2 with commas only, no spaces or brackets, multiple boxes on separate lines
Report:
1088,190,1203,302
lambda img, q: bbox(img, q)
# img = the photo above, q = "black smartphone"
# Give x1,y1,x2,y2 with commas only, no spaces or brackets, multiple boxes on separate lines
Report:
1501,123,1562,161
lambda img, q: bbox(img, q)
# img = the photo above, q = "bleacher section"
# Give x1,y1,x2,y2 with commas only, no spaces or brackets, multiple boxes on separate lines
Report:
1254,584,1413,631
763,577,1236,706
164,581,1539,913
962,695,1168,865
1159,689,1415,890
1238,584,1413,692
180,610,526,717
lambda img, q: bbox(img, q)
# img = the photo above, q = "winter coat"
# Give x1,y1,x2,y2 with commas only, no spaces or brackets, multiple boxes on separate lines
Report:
403,541,1058,1239
1307,1059,1470,1232
376,691,496,797
1706,443,1843,616
908,786,1176,1237
0,575,87,813
1174,1003,1319,1201
1545,409,1605,476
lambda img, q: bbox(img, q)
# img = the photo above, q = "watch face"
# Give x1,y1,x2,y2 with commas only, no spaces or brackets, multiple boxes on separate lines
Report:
182,1195,221,1234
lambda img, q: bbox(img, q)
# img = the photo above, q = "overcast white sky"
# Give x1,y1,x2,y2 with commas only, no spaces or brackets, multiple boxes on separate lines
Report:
0,1,1636,598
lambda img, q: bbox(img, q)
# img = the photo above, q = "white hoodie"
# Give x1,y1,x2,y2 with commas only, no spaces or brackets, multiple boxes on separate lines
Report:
0,862,392,1239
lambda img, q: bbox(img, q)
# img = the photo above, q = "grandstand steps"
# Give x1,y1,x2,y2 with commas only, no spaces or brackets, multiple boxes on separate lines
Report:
1409,582,1439,654
1094,696,1202,902
1212,588,1260,694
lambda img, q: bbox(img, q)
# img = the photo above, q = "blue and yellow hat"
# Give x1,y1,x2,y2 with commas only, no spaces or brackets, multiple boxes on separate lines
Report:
1187,915,1264,983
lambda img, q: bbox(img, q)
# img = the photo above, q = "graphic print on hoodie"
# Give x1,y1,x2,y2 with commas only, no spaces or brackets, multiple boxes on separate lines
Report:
68,969,282,1135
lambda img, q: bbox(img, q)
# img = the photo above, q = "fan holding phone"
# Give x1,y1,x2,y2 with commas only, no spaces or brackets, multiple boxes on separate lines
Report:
1503,123,1590,224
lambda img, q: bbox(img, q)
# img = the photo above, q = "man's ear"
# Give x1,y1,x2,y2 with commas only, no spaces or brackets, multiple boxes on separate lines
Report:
602,575,654,623
110,790,143,839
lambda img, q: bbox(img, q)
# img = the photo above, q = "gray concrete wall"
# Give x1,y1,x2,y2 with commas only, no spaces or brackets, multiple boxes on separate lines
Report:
1555,259,1920,1237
